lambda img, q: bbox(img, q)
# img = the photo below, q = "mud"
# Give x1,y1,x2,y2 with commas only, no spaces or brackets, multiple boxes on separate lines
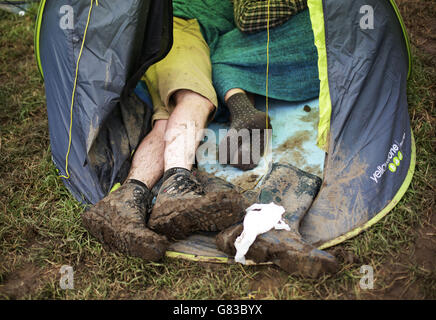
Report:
298,109,319,131
413,216,436,272
120,93,148,152
216,224,243,256
257,163,322,219
248,267,289,297
371,212,435,299
230,172,260,191
82,181,169,261
301,164,323,178
276,130,312,153
194,169,245,194
0,0,433,299
299,109,318,124
355,212,436,299
150,191,246,240
300,152,371,245
0,263,58,299
276,129,323,176
282,149,306,168
86,115,100,155
150,170,246,240
323,153,369,228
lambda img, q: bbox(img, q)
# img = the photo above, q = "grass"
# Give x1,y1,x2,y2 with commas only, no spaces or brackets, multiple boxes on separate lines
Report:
0,3,435,300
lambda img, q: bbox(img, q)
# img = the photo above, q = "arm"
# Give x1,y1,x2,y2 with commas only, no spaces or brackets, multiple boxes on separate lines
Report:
233,0,307,33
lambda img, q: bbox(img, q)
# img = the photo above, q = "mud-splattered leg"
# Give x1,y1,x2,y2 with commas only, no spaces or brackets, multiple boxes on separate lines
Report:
163,89,214,171
83,120,171,260
149,90,246,240
127,119,167,189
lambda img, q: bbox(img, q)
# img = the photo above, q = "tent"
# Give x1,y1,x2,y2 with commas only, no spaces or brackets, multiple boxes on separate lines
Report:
34,0,415,260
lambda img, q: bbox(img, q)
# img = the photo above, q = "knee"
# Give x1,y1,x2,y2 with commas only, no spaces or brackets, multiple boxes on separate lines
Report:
173,89,214,114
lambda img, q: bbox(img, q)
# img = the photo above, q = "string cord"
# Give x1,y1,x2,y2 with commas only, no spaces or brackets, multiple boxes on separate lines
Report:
265,0,270,158
242,0,271,192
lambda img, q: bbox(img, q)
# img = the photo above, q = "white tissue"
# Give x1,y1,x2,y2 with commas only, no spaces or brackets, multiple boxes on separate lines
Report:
234,202,290,264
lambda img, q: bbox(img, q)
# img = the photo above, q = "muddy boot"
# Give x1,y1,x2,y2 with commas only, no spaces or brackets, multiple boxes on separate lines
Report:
82,179,169,261
194,169,247,196
219,92,272,171
194,167,259,212
148,167,246,240
216,163,339,277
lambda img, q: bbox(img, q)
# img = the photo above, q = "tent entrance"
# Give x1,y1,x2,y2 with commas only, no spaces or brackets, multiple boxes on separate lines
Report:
167,97,325,263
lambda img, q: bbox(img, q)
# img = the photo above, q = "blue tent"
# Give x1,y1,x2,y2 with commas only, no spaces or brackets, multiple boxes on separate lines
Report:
35,0,414,258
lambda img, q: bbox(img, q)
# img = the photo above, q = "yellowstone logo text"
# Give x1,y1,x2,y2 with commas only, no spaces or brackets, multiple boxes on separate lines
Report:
370,143,404,184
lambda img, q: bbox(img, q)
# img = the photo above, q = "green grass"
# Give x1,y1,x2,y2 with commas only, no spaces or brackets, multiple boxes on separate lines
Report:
0,4,435,300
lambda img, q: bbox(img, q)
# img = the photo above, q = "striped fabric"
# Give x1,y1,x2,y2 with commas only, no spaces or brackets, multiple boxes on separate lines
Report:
232,0,307,33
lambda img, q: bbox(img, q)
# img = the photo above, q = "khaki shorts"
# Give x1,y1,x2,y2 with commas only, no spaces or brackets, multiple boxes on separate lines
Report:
143,17,218,125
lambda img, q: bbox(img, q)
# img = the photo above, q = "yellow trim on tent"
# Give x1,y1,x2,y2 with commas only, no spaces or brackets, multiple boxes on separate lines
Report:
318,130,416,250
165,250,273,265
110,182,121,193
389,0,412,79
165,251,230,264
34,0,47,79
59,0,98,179
307,0,332,153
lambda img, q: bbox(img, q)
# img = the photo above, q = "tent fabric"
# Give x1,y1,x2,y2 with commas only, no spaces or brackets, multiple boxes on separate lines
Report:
306,0,331,152
37,0,173,204
300,0,414,246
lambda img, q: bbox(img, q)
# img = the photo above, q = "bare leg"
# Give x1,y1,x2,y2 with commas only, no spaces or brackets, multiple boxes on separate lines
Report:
82,123,170,262
163,89,214,171
148,89,247,239
127,89,214,187
127,119,167,189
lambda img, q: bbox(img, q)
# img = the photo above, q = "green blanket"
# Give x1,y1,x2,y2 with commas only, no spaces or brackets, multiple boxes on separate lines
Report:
172,0,234,53
173,0,319,109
